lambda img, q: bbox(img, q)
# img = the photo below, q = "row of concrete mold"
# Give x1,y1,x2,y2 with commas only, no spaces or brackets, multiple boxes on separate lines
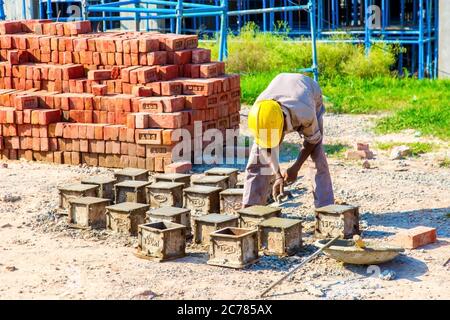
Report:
59,166,412,269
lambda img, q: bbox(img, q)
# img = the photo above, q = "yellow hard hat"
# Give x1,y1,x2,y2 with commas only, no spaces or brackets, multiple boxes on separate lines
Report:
248,100,284,149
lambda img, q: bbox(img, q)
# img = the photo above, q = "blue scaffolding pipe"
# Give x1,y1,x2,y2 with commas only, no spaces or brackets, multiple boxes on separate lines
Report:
0,0,4,20
364,0,371,55
434,0,438,78
262,0,267,32
418,0,424,79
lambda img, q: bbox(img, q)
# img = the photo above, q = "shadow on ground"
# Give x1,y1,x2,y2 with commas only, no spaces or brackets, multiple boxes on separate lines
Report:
362,206,450,238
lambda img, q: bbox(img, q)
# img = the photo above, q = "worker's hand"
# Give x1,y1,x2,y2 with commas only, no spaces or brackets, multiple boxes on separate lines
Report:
272,175,285,201
284,165,300,185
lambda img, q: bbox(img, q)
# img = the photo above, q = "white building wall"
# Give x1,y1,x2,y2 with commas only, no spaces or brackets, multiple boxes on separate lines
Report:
3,0,38,20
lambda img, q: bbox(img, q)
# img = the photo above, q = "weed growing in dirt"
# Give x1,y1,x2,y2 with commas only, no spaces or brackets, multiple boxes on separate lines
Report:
323,143,350,158
375,142,438,156
438,158,450,168
278,142,349,162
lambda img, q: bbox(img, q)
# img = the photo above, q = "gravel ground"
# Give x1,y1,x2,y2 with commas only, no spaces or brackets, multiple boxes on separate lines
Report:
0,113,449,300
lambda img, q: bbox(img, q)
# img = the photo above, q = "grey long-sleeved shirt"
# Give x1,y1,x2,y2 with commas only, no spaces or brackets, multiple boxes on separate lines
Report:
254,73,324,145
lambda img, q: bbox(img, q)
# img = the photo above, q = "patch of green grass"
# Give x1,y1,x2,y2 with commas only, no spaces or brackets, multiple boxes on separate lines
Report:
375,104,450,140
322,77,450,116
375,142,437,156
240,71,278,105
323,143,350,158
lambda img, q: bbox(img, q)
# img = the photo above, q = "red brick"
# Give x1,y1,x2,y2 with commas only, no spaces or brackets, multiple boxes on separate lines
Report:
13,95,38,110
160,81,183,96
0,21,23,35
131,85,152,97
96,140,105,153
135,129,163,145
183,79,215,96
135,113,149,129
7,50,20,65
40,138,50,151
168,49,192,65
66,21,92,35
184,95,207,110
146,82,161,96
199,62,224,78
163,35,186,51
38,109,61,125
136,144,146,157
88,70,112,81
394,226,437,249
104,125,121,141
184,35,198,49
32,137,41,151
139,96,185,113
148,111,189,129
139,38,159,53
191,48,211,64
154,157,165,172
137,66,158,83
158,65,178,81
147,51,167,66
92,84,107,96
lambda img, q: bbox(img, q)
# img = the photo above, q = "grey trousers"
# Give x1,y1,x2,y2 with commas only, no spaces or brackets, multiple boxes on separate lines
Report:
243,139,335,209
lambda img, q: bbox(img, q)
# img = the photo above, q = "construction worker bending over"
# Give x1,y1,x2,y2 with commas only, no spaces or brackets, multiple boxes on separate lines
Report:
243,73,334,208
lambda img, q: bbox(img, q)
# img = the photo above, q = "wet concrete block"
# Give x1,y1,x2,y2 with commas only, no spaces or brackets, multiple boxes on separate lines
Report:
114,167,148,183
136,221,186,262
146,182,184,208
58,183,99,210
106,202,149,235
192,175,229,190
205,167,239,188
258,217,302,256
237,205,281,229
153,173,191,188
81,176,116,201
68,196,111,229
220,188,244,215
193,213,239,245
208,227,258,269
114,180,151,204
183,186,222,227
147,206,191,235
314,204,360,239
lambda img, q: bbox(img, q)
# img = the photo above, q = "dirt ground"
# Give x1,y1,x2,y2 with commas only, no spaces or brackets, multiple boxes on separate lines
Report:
0,113,449,300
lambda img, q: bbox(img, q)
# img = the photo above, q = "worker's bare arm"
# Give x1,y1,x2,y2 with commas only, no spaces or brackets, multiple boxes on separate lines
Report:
284,140,319,184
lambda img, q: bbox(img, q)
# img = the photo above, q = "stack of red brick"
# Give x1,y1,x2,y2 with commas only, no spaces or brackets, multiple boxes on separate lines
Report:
0,20,241,172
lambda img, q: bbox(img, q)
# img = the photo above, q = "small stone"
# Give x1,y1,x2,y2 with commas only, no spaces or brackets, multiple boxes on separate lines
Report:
1,193,21,203
362,160,371,169
5,266,17,272
379,270,396,281
306,286,324,297
390,145,411,160
0,163,8,168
